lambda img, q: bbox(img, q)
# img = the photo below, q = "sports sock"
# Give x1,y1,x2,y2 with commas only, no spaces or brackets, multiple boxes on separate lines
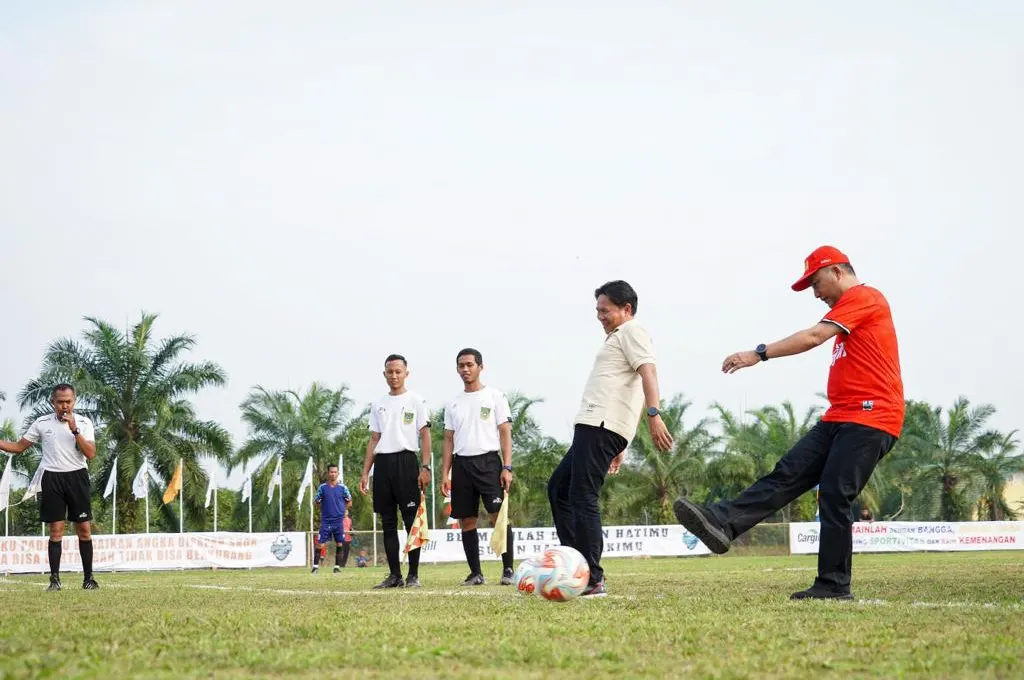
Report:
462,529,481,575
48,540,62,577
79,539,94,581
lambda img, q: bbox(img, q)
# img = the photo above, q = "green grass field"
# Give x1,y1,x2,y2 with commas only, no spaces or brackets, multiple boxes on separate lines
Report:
1,552,1021,679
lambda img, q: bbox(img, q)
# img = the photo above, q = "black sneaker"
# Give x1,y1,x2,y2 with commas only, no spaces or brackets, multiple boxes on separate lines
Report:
372,574,405,589
332,565,341,574
405,575,421,588
46,575,61,592
581,580,607,598
499,567,514,585
461,573,485,586
311,565,320,574
790,587,853,601
673,498,731,554
82,578,99,590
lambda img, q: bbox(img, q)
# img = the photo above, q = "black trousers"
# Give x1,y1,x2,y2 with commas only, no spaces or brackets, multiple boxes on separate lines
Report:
548,424,627,584
707,420,895,592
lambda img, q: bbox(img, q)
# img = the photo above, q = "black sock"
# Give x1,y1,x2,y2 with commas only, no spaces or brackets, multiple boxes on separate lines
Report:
334,543,344,568
502,525,514,571
383,529,401,577
80,540,94,581
48,540,62,577
408,547,421,578
462,529,481,575
340,542,351,567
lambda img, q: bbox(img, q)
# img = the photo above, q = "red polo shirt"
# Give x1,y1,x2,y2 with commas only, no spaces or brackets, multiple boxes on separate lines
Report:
821,285,905,437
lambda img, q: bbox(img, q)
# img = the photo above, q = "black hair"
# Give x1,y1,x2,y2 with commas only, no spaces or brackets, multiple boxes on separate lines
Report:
594,280,639,315
384,354,407,367
51,383,76,398
839,263,856,276
456,348,483,366
328,464,338,472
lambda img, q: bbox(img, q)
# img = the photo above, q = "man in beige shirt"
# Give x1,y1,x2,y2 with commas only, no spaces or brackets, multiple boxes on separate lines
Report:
548,280,674,597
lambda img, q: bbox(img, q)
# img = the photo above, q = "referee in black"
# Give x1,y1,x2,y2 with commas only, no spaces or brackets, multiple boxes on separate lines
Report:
0,384,99,590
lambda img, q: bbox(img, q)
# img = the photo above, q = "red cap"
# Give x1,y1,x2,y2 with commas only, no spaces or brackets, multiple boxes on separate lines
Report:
791,246,850,291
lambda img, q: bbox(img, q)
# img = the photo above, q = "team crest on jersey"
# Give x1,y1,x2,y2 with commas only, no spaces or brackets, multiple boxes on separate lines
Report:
402,410,415,425
480,406,492,420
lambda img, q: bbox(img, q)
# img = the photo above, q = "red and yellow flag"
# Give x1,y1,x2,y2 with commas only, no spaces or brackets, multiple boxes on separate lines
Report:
163,459,183,504
404,492,430,553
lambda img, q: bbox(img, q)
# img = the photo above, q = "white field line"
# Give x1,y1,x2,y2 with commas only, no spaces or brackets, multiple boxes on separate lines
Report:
184,583,633,600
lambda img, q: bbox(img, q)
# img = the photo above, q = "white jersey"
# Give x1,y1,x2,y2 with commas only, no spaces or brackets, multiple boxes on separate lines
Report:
23,412,95,472
369,391,431,454
444,386,512,457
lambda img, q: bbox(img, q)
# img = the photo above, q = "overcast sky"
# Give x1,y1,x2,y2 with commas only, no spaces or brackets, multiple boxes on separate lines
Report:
2,1,1021,489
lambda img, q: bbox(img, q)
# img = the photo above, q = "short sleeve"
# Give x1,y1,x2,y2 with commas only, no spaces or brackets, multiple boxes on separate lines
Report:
22,419,42,444
368,403,381,433
494,391,512,425
620,324,656,371
823,287,877,334
416,399,431,430
79,418,96,443
443,404,455,431
342,485,352,502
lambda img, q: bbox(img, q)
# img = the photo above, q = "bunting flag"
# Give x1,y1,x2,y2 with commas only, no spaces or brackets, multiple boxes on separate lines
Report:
0,456,12,510
267,456,282,505
404,492,430,553
296,456,313,505
132,461,151,499
241,473,252,503
103,456,118,500
163,459,183,504
489,491,509,555
205,468,218,508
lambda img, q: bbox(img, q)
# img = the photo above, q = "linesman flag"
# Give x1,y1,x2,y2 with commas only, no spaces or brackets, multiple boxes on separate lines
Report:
489,491,509,556
404,492,430,553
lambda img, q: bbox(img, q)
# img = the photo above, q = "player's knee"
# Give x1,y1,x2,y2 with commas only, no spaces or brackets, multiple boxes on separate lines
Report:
461,516,477,531
75,523,92,540
380,512,399,533
48,522,65,541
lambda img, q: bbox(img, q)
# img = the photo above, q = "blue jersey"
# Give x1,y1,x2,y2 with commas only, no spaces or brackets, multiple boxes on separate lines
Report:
314,482,351,522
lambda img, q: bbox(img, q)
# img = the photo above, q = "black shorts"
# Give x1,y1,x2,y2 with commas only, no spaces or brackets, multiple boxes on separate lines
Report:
40,468,92,524
372,451,420,515
451,452,504,520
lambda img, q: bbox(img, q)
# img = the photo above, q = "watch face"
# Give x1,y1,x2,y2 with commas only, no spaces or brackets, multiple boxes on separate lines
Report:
647,407,658,416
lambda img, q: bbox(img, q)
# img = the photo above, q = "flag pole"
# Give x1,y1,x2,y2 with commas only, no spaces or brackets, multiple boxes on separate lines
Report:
248,484,252,534
179,457,184,534
145,492,150,534
278,460,283,534
214,480,218,533
308,470,313,534
112,471,117,535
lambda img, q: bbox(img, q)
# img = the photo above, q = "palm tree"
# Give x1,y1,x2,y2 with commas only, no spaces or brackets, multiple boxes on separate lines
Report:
18,314,231,532
973,431,1024,520
232,383,355,531
610,395,716,525
890,398,1003,521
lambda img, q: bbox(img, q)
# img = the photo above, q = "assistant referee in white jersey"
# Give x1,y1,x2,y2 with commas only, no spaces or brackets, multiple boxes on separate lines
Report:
441,348,515,586
0,384,99,591
359,354,432,589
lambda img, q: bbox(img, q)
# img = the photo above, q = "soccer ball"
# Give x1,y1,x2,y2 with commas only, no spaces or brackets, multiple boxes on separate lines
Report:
512,558,540,596
533,545,590,602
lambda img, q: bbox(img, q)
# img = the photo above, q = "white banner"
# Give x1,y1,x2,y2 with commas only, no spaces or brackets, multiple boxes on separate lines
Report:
0,532,306,574
400,525,712,563
789,521,1024,554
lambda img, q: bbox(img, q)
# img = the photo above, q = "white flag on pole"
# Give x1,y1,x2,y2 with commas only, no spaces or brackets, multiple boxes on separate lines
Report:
267,455,282,505
205,468,218,508
22,465,43,502
132,461,151,499
241,473,252,503
296,456,314,505
103,457,118,500
0,456,13,509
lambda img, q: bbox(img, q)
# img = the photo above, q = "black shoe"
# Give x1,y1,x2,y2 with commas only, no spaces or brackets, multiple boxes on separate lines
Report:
790,587,853,601
372,574,405,590
461,573,485,586
581,580,607,598
405,575,421,588
673,498,731,554
332,565,341,574
499,567,514,586
46,575,61,592
82,578,99,590
311,565,319,574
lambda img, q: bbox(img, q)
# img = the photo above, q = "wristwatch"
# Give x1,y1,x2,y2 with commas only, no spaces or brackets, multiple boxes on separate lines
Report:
502,465,513,472
755,343,769,362
71,428,80,436
421,465,431,472
647,406,660,418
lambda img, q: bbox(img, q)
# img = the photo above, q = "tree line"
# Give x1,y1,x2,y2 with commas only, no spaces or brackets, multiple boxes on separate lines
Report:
2,314,1022,535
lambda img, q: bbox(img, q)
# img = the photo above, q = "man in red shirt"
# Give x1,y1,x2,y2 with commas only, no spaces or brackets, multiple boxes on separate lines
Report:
674,246,903,600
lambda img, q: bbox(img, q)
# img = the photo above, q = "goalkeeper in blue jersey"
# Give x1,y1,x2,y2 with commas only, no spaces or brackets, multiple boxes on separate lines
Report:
312,464,353,573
